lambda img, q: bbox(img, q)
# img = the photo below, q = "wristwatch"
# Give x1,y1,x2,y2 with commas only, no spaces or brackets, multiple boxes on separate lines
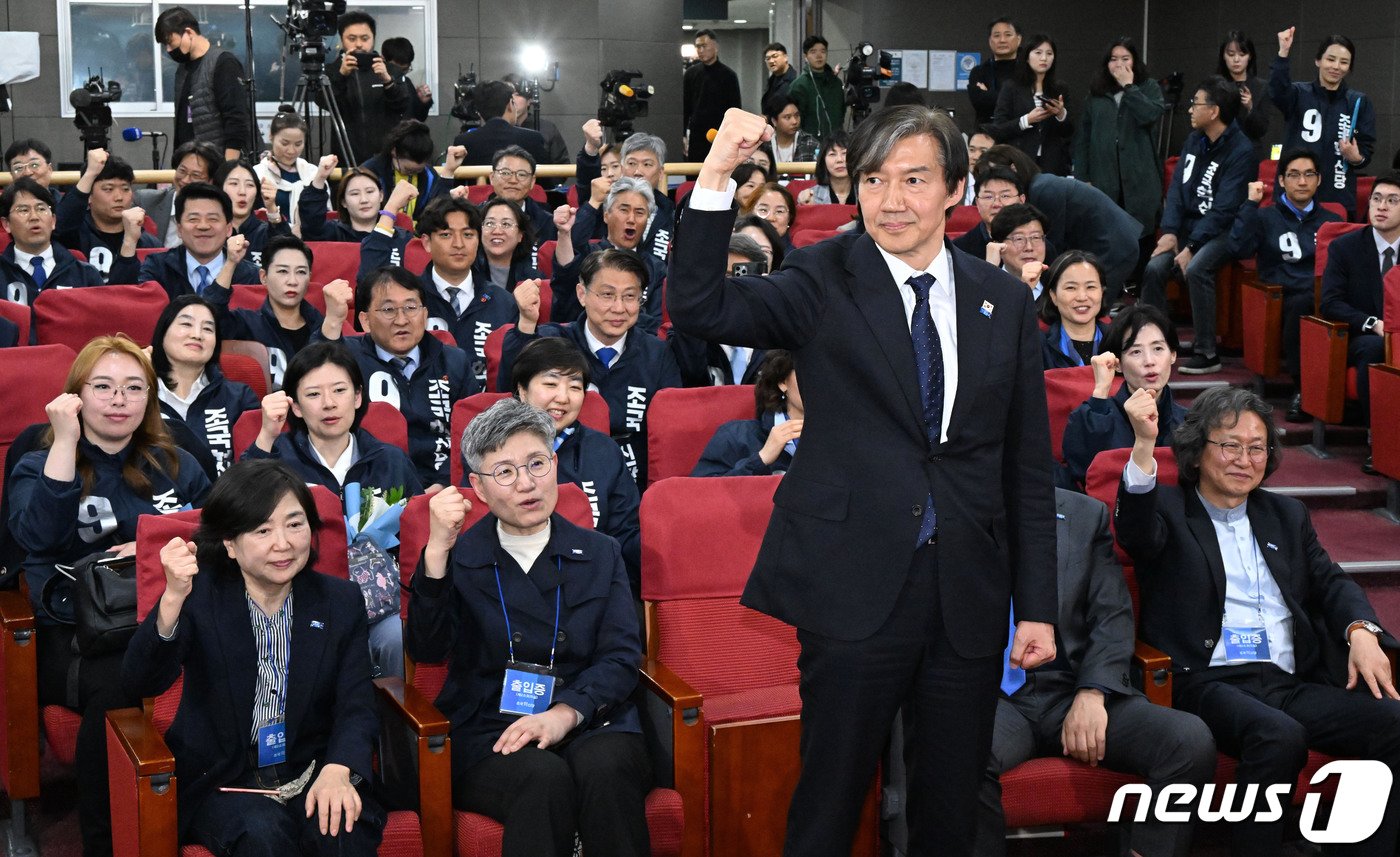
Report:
1346,620,1383,645
1362,316,1379,334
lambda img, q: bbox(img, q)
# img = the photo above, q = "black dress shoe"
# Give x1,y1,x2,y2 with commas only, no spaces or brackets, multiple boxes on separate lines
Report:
1287,393,1304,423
1362,454,1377,476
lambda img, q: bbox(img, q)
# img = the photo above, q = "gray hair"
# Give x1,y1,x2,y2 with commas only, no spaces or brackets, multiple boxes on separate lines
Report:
728,233,767,264
845,105,967,196
620,133,667,166
603,175,656,216
460,398,556,475
1171,386,1281,485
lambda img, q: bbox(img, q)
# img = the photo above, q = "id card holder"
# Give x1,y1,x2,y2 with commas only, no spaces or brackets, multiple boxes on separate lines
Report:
500,662,556,716
1223,626,1271,663
255,720,287,767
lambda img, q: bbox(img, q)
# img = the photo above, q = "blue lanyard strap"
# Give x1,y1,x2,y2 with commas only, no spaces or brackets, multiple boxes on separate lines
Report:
493,556,563,670
1059,324,1102,366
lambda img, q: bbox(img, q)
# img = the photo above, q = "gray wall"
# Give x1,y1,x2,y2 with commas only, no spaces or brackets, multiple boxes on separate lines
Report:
0,0,683,170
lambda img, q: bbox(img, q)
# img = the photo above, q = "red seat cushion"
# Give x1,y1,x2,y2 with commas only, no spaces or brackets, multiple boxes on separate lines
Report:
1000,757,1140,828
702,684,802,725
42,705,81,766
645,387,755,485
454,789,682,857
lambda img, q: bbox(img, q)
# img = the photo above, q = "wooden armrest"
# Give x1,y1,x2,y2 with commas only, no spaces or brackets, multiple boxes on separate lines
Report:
106,707,177,857
373,678,451,857
106,707,175,776
641,659,703,716
374,677,449,737
1133,641,1173,708
0,589,39,799
1301,315,1349,334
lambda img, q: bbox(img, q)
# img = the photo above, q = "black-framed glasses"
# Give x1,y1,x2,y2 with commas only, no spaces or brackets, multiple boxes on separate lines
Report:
493,168,533,182
475,454,552,486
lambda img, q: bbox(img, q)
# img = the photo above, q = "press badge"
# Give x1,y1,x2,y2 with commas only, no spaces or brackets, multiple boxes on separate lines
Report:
256,721,287,767
1223,627,1271,662
500,662,556,716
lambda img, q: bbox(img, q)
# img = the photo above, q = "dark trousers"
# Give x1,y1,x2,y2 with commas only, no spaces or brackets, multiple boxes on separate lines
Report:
453,730,651,857
783,543,1003,857
1175,663,1400,857
1281,289,1314,387
37,625,139,857
186,775,385,857
1139,234,1235,358
1347,335,1385,424
975,687,1217,857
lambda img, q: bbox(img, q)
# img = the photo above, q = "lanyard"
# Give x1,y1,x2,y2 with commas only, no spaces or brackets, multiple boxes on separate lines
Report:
493,557,562,670
1059,324,1102,367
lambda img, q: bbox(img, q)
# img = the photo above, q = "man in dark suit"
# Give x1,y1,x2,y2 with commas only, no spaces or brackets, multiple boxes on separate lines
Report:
453,80,550,167
683,30,742,162
668,107,1058,855
967,17,1021,126
975,488,1217,857
1319,171,1399,474
1116,385,1400,857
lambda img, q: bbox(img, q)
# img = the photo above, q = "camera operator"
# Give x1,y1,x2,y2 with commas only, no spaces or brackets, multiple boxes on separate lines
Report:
503,72,570,167
453,80,550,167
154,6,254,161
329,11,413,164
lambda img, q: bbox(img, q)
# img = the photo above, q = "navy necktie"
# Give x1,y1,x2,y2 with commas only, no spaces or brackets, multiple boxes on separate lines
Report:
30,257,47,290
447,286,464,316
194,265,211,296
391,356,412,380
1383,247,1395,278
908,273,943,544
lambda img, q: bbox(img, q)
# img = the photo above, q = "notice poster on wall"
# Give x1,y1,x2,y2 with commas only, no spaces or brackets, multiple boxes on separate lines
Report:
900,50,929,89
956,52,981,91
928,50,957,91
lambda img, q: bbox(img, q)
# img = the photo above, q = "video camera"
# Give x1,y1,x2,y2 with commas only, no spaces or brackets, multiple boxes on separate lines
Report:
285,0,345,39
69,73,122,151
450,67,482,130
844,42,893,124
598,70,653,141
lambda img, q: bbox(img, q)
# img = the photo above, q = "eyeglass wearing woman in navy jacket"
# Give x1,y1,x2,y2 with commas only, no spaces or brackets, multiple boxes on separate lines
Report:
693,349,803,478
152,295,261,477
509,337,641,592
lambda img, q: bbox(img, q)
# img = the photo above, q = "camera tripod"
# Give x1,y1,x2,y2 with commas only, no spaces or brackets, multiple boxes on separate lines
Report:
288,39,356,164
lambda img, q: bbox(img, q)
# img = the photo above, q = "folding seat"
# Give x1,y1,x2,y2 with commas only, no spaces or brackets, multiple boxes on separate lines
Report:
481,325,511,393
305,241,363,284
107,495,444,857
394,486,685,856
1368,272,1400,520
673,181,697,205
789,228,836,248
1041,365,1123,468
645,385,755,486
427,328,458,347
448,391,609,486
227,281,329,315
404,240,431,273
793,203,856,232
945,204,982,238
464,185,494,205
134,247,164,266
785,178,816,197
1299,222,1367,456
640,475,876,857
33,281,169,350
220,340,270,399
1355,176,1376,223
536,240,556,281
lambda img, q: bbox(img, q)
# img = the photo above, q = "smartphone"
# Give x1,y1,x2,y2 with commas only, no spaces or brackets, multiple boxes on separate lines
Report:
731,260,768,277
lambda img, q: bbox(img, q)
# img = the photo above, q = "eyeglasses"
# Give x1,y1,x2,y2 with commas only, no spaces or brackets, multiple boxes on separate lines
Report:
493,168,533,182
174,167,208,182
1283,170,1320,181
587,289,641,307
7,203,52,218
1005,233,1045,248
1186,100,1213,111
86,382,149,401
1369,193,1400,208
1206,439,1270,462
481,218,519,231
9,160,47,175
977,191,1018,204
754,204,790,218
476,453,552,486
372,302,425,320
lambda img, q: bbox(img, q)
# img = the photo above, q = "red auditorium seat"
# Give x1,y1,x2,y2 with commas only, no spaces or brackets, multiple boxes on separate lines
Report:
220,341,270,399
305,241,362,284
404,240,431,273
785,178,816,197
108,503,438,857
230,400,409,461
946,204,982,238
645,385,755,485
33,281,168,350
448,391,609,486
1043,366,1123,465
0,299,31,348
673,180,697,205
537,239,556,281
228,281,329,315
1355,175,1376,223
1299,222,1367,455
1369,270,1400,506
482,324,511,392
793,203,856,232
790,227,836,248
640,476,875,857
134,247,164,265
394,488,684,856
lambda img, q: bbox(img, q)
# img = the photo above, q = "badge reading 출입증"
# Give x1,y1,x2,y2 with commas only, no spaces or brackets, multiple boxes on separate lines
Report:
256,720,287,767
1222,626,1271,663
500,662,556,716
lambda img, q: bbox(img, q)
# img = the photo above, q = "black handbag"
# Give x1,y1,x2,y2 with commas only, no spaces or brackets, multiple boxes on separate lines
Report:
43,551,138,657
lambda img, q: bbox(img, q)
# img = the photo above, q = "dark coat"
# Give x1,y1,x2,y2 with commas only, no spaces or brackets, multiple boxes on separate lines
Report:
1229,198,1342,296
968,59,1017,126
1319,225,1386,336
326,56,414,164
989,82,1075,177
1160,123,1256,250
157,366,260,476
1268,56,1376,210
452,118,550,168
1027,174,1143,293
241,427,423,500
0,240,108,310
1040,320,1111,370
1072,79,1167,236
553,424,642,592
53,188,156,283
296,183,415,259
137,247,261,299
358,155,452,226
692,410,793,478
123,568,377,838
404,513,642,770
1062,383,1186,488
204,282,324,389
668,204,1057,653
